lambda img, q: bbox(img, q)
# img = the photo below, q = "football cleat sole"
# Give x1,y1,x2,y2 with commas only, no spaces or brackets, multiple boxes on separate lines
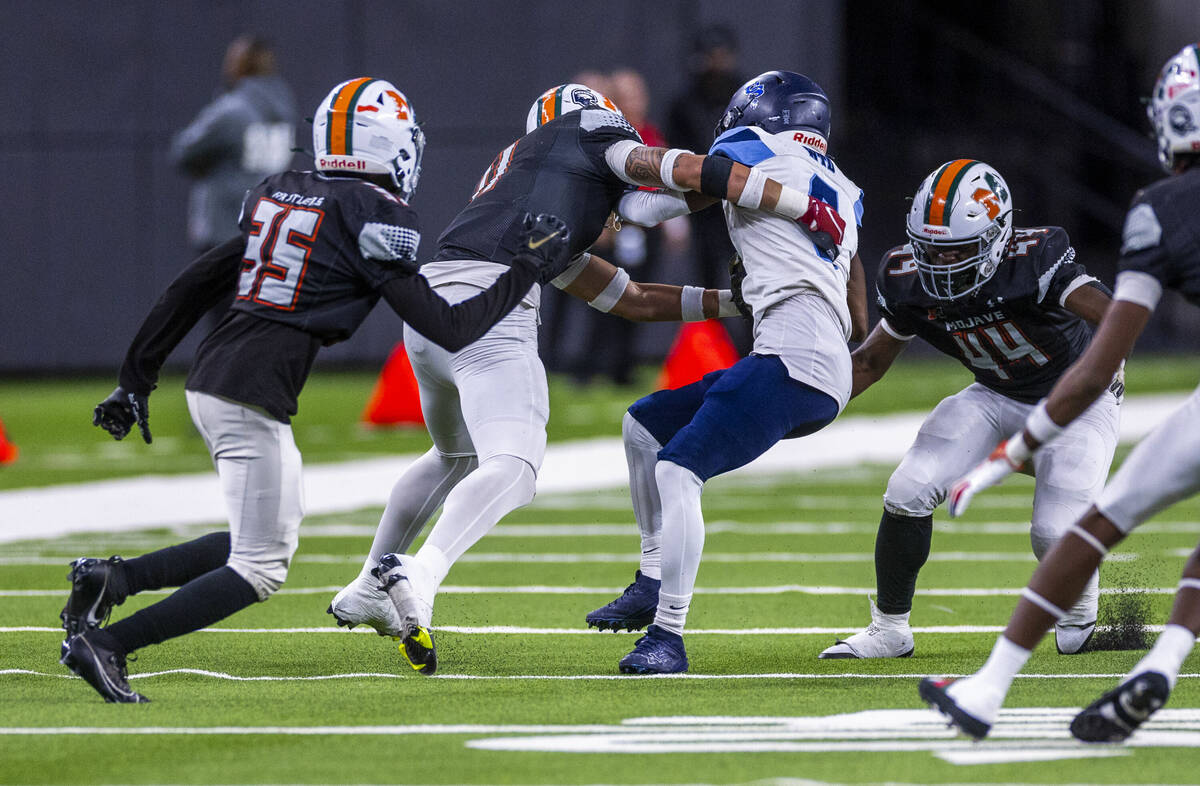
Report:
399,626,437,675
1070,671,1169,742
918,678,991,740
818,641,914,659
585,615,653,633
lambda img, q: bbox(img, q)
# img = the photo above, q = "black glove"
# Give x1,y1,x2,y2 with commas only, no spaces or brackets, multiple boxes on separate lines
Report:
516,212,572,284
93,386,152,444
728,253,753,320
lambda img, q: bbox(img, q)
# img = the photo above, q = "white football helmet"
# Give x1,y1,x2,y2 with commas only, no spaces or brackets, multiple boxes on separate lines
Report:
906,159,1014,301
312,77,425,201
525,83,621,133
1148,43,1200,172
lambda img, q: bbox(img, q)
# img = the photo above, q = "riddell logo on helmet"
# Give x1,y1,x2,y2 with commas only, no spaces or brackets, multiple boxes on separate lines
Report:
319,158,365,170
792,132,827,153
922,226,950,236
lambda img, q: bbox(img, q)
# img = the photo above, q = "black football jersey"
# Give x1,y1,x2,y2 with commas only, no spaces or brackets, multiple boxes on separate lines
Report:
1116,167,1200,307
876,226,1106,403
433,108,642,266
186,171,422,420
229,170,421,341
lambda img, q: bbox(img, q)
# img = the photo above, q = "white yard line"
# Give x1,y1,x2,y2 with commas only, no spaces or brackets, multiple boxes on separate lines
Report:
0,624,1170,635
0,394,1185,544
5,668,1200,683
0,584,1180,597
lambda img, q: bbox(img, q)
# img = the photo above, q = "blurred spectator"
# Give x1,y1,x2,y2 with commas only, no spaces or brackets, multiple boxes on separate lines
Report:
170,35,298,256
667,24,750,352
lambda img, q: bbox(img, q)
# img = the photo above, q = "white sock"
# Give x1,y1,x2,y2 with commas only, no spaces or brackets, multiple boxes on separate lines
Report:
364,449,476,569
1130,623,1195,689
413,543,451,594
655,591,691,635
654,460,705,634
947,636,1031,721
623,413,664,579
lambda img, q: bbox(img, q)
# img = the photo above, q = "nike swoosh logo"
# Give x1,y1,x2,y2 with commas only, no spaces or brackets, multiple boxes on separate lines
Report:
668,605,687,610
527,229,561,250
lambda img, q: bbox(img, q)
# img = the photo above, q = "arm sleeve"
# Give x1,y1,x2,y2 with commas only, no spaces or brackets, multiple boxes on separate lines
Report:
117,236,245,394
616,188,691,226
379,255,540,353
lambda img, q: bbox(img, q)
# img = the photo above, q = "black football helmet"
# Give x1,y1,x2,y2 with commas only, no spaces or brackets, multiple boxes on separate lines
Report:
714,70,831,140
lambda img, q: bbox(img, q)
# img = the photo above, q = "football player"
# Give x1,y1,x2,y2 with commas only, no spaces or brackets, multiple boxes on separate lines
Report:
587,71,869,673
815,159,1119,660
66,78,572,703
920,42,1200,743
327,81,850,675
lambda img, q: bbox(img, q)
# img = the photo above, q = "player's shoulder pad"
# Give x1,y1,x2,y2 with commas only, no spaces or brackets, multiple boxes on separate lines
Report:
579,109,642,142
708,126,775,167
875,244,919,298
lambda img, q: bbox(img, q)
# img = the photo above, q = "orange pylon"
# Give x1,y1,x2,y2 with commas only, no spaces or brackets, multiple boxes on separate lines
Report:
361,343,425,426
656,320,740,390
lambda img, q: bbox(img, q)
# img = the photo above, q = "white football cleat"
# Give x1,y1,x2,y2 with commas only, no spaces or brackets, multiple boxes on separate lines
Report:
372,553,438,675
327,573,403,638
819,597,915,659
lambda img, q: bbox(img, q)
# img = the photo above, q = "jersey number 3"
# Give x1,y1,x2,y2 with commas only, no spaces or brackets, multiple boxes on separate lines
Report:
239,198,324,310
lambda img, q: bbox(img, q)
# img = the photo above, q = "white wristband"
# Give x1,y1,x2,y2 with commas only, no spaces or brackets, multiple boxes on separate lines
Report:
1003,431,1033,466
681,285,706,321
549,252,592,289
734,167,768,210
717,289,740,318
589,267,631,313
1024,400,1065,445
775,185,807,221
659,148,687,191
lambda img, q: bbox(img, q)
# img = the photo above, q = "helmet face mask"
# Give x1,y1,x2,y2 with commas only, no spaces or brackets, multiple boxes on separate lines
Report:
312,78,425,201
906,160,1013,301
526,83,621,133
1148,43,1200,172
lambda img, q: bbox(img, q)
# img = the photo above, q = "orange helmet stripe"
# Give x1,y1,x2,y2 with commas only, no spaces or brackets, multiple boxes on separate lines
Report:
326,77,375,156
925,159,977,226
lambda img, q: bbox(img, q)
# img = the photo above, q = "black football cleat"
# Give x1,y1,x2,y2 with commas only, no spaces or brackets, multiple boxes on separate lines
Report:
60,556,129,635
586,570,660,632
918,678,992,740
1070,671,1169,742
60,630,149,703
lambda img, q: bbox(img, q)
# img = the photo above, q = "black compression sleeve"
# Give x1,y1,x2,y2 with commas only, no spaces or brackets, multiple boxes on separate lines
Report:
378,256,539,353
117,236,244,395
699,154,735,201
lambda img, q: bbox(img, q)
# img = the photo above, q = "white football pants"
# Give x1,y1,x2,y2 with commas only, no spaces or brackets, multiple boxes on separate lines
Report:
185,390,303,600
366,285,545,589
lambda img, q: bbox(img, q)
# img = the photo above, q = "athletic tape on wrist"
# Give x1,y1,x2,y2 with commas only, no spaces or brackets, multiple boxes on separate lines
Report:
1024,401,1064,445
1066,523,1109,556
589,267,631,313
681,285,706,322
1020,586,1067,620
659,148,687,191
775,185,807,220
717,289,740,318
1003,432,1033,467
1179,578,1200,593
734,167,768,210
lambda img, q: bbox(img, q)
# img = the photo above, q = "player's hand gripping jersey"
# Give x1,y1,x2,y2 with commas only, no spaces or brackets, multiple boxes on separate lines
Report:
710,124,864,338
876,227,1106,403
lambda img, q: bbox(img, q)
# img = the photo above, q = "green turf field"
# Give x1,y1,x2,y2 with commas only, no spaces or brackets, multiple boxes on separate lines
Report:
2,357,1199,785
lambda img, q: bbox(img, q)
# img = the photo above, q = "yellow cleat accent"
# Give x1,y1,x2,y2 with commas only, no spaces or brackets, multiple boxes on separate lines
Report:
399,625,437,675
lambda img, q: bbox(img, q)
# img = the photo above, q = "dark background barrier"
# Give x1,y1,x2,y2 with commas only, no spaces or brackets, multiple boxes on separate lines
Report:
2,1,1195,375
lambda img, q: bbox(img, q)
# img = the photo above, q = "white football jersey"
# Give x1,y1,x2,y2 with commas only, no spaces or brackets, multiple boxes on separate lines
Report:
712,125,863,337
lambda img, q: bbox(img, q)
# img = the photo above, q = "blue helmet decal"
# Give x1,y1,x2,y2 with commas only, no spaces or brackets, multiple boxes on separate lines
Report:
570,87,600,107
745,82,765,98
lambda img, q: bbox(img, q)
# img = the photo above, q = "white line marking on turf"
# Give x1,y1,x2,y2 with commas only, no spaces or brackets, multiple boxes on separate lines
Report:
0,394,1185,543
0,625,1170,635
0,584,1177,598
7,667,1200,682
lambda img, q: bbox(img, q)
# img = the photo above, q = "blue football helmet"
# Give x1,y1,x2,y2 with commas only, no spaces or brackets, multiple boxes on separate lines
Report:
715,70,831,141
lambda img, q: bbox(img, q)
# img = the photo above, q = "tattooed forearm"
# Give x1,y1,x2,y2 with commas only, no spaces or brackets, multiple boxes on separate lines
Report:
625,146,666,187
